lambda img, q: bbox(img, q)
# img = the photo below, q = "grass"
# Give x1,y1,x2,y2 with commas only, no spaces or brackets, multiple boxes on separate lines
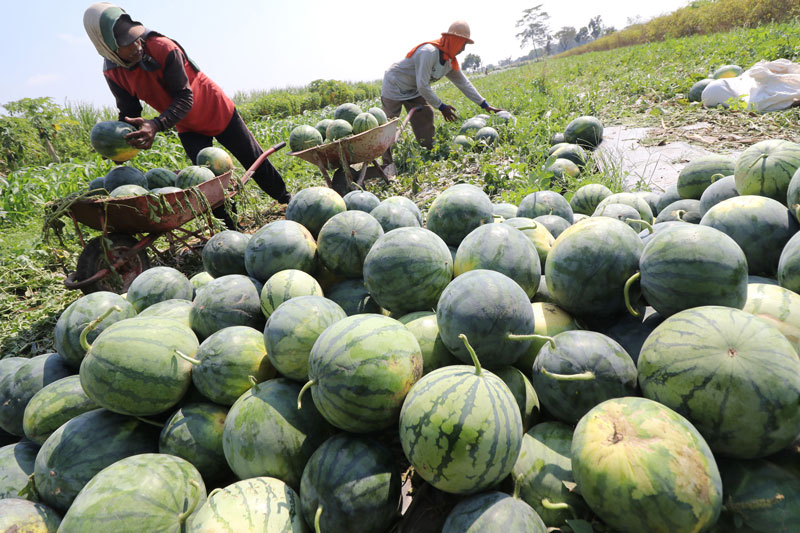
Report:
2,21,799,358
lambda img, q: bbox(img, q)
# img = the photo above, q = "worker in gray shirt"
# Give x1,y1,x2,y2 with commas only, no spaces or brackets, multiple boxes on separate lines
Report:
380,20,502,176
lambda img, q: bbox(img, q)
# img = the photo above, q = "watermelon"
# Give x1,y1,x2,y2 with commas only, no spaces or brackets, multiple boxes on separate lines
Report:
201,230,250,277
564,115,603,149
261,269,323,318
109,183,148,197
397,311,459,375
0,498,61,532
368,107,388,125
314,119,332,140
189,325,274,405
637,224,748,316
304,314,422,432
343,189,380,212
494,366,540,432
197,146,233,176
324,278,383,315
190,274,264,340
550,143,589,168
475,126,499,146
104,165,147,191
713,64,743,79
743,283,800,354
223,378,334,489
688,78,713,102
289,125,323,152
454,134,472,150
638,306,800,458
437,270,535,368
518,190,574,223
546,158,580,181
426,184,494,246
325,119,353,141
151,186,182,194
126,266,192,312
551,132,566,145
0,440,38,500
333,103,363,125
352,112,379,134
22,375,98,445
264,295,346,381
317,210,383,278
188,477,308,532
34,408,159,511
459,117,487,136
399,334,523,494
700,195,799,275
778,232,800,293
639,219,683,244
90,120,139,162
87,175,107,193
369,202,421,232
503,217,555,267
137,298,193,326
159,403,231,483
80,316,198,415
677,155,735,199
244,220,317,282
514,302,579,372
190,271,214,292
54,291,136,368
512,422,590,527
286,186,347,238
382,195,423,225
545,217,643,318
599,310,664,365
734,139,800,201
532,214,571,238
453,223,541,298
595,192,654,222
492,202,518,219
532,330,637,422
59,453,206,531
656,184,682,213
442,491,546,533
176,165,215,189
362,227,452,314
572,397,723,532
145,167,177,189
634,190,661,216
698,174,737,216
593,202,643,229
300,433,401,533
494,110,516,125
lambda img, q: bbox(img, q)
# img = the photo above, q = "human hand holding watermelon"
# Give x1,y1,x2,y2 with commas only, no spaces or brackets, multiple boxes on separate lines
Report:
122,116,158,150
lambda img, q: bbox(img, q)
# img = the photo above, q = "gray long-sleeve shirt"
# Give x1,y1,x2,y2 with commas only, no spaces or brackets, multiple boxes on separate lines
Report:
381,44,485,108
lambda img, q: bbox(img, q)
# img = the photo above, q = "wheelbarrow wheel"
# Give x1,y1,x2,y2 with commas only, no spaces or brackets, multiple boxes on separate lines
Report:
74,233,151,295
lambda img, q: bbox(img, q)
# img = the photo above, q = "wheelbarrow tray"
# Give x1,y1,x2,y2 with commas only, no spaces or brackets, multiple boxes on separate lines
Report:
67,170,235,234
289,117,400,168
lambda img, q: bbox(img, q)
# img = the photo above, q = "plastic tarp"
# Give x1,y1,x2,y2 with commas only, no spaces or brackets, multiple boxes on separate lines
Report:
701,59,800,112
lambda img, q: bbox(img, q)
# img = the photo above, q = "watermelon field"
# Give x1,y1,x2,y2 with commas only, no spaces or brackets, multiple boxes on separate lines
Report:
3,18,800,533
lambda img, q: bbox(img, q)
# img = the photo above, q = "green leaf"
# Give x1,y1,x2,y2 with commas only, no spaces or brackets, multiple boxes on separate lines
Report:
566,519,594,533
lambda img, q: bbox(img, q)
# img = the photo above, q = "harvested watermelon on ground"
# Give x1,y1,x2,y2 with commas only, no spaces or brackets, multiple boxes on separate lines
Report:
201,230,250,277
677,154,735,199
517,190,574,223
126,266,193,312
698,174,738,215
492,202,518,219
190,274,265,340
656,183,682,212
442,491,546,533
382,195,423,225
370,202,421,232
638,306,800,458
343,189,380,212
593,201,643,229
734,139,800,201
546,158,580,181
494,366,540,431
261,269,323,318
22,375,98,445
300,433,401,533
324,278,383,315
459,116,487,136
197,146,233,176
397,311,459,375
159,403,232,483
564,115,603,149
743,283,800,354
778,232,800,294
654,198,702,223
425,183,494,246
571,397,722,533
689,78,713,102
514,302,579,372
475,126,499,146
289,124,323,152
0,498,61,532
570,183,612,215
0,440,38,500
712,64,742,78
138,298,193,327
244,220,318,282
317,210,384,278
549,143,589,168
598,310,664,365
634,190,661,216
532,214,571,238
176,165,215,189
286,186,347,238
189,271,214,293
595,192,654,222
503,216,555,267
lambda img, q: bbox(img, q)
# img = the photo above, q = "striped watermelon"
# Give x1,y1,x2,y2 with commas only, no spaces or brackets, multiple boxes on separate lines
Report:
90,120,140,162
656,184,682,213
545,217,643,318
80,316,198,416
634,191,660,216
564,116,603,149
549,143,588,168
144,168,176,189
743,283,800,354
546,158,580,182
698,174,738,216
502,217,555,268
159,403,231,483
532,331,637,423
734,139,800,201
34,408,159,512
512,421,590,527
343,189,380,213
442,491,546,533
397,311,459,375
244,220,318,282
188,477,308,532
197,146,233,176
677,155,735,199
637,224,748,316
459,117,487,136
352,112,379,134
326,119,352,141
638,306,800,458
22,375,98,445
368,107,388,125
189,325,274,406
300,434,401,533
54,291,136,368
595,192,654,222
514,302,579,373
261,269,323,318
492,202,518,219
0,440,38,500
362,227,452,315
304,314,422,432
778,232,800,293
593,202,642,229
201,230,250,277
571,397,722,533
190,274,264,340
289,125,324,152
425,184,494,246
59,454,206,532
334,103,363,125
399,335,522,494
369,202,421,232
317,210,384,278
223,379,335,490
177,165,215,189
518,190,574,223
569,183,612,216
286,187,347,238
494,366,540,432
138,298,193,327
264,296,346,381
0,498,61,532
532,214,571,238
700,196,799,275
104,165,147,191
314,119,332,139
382,196,423,225
126,266,193,312
654,199,702,223
437,270,535,368
454,224,541,298
324,278,384,315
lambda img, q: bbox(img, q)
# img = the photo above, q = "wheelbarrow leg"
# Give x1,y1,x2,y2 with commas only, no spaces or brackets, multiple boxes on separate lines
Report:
337,143,356,190
371,160,392,185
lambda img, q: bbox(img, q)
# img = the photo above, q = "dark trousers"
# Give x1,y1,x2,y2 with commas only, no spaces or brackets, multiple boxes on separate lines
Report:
380,95,435,165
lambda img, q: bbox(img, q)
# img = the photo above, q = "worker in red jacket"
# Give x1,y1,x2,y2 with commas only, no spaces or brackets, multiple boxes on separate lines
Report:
83,2,290,226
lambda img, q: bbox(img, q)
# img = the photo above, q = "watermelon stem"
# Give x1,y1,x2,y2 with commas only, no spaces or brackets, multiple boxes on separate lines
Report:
506,333,555,349
710,173,725,183
513,474,524,499
623,272,642,318
175,350,201,365
793,204,799,223
18,474,39,501
248,375,258,389
541,367,596,381
675,209,686,222
541,498,572,511
724,493,785,512
79,306,122,351
177,479,202,524
626,218,653,234
515,224,539,230
297,380,314,410
314,505,323,533
458,334,483,376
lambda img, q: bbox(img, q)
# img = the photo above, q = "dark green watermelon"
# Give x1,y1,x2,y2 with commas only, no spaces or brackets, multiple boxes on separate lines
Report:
698,174,737,216
286,186,347,238
425,184,494,246
518,190,574,223
0,440,39,500
532,214,571,238
159,403,232,483
144,167,177,189
317,210,384,278
190,274,264,340
654,199,702,223
324,278,384,315
126,266,193,313
564,116,603,149
656,184,682,213
688,78,713,102
244,220,317,282
201,230,250,278
343,190,380,213
442,491,546,533
104,165,147,191
778,232,800,294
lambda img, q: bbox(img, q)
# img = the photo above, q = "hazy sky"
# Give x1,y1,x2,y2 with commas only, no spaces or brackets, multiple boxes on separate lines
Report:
0,0,690,110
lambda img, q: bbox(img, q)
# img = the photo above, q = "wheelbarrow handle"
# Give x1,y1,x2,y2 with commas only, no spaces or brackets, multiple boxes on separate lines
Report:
396,106,424,143
241,141,287,184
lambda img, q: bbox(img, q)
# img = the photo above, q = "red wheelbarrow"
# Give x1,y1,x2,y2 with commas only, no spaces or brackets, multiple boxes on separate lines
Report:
61,141,286,294
289,106,421,194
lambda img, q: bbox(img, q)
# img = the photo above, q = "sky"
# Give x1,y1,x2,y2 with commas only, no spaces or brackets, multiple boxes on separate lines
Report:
0,0,690,111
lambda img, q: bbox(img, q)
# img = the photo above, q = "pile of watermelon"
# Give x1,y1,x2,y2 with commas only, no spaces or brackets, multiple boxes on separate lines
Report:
4,133,800,532
288,103,388,152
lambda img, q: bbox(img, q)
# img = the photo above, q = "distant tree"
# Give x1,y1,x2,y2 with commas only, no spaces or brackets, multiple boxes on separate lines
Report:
555,26,577,52
462,53,482,71
604,26,617,36
516,4,551,57
499,56,514,67
575,26,590,44
3,97,63,163
544,35,553,56
588,15,604,40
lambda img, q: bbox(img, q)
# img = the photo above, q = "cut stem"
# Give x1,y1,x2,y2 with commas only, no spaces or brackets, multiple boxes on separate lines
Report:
175,350,201,365
675,209,686,222
541,367,596,381
626,218,653,234
177,479,202,523
79,306,122,351
297,380,314,410
507,333,555,349
314,505,323,533
623,272,642,318
459,334,483,376
541,498,571,511
515,223,538,230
